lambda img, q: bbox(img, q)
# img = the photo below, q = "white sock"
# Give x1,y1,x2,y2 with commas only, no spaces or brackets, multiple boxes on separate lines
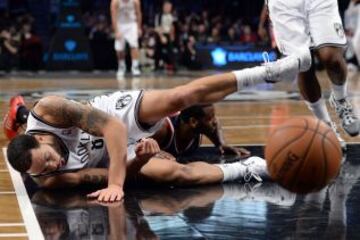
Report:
216,162,247,182
118,60,125,69
305,99,332,123
232,66,267,91
331,82,347,100
132,59,139,68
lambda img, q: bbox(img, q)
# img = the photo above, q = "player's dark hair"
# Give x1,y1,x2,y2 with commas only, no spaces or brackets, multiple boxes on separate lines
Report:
7,134,39,173
179,104,212,123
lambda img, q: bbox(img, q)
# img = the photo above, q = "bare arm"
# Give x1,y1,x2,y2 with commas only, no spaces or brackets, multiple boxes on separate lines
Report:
258,4,268,40
34,96,127,201
32,168,108,189
204,118,250,158
135,0,142,34
110,0,120,39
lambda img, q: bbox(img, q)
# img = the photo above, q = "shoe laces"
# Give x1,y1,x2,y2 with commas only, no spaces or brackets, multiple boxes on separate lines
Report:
262,52,275,83
262,51,270,64
333,98,357,125
243,168,263,182
242,159,264,182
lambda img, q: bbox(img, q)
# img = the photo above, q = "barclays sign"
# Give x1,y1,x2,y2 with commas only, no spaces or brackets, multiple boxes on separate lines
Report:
52,39,89,61
211,47,277,67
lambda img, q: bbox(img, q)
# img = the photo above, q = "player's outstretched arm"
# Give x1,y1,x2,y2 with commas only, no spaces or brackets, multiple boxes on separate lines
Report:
32,168,108,189
34,96,127,202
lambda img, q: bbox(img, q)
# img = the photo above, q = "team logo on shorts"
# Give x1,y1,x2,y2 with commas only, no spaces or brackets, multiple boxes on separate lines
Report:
116,94,132,109
334,23,345,38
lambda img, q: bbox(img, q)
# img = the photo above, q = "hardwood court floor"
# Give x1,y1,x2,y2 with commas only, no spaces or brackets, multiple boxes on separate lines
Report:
0,70,359,239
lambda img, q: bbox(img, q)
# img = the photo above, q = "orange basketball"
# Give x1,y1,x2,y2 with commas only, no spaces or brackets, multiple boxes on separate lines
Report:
265,116,342,194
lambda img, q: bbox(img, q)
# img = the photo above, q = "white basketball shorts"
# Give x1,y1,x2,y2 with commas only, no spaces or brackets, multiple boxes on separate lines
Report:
114,22,139,51
268,0,347,55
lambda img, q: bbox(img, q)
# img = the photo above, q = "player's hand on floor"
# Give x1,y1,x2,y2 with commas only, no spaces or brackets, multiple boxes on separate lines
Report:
219,145,251,159
135,138,160,161
87,184,124,202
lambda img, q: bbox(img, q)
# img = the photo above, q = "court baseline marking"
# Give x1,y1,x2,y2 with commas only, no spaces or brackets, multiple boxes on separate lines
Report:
2,148,44,240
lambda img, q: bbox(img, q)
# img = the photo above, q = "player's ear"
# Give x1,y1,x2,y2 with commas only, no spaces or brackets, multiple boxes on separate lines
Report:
33,135,43,142
189,117,199,128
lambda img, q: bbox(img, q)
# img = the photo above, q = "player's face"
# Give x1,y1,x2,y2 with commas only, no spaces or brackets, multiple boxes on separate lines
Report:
196,106,217,134
28,144,65,175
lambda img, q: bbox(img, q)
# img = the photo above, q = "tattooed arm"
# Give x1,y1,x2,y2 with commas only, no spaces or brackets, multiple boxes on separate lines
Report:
34,96,127,202
33,168,108,188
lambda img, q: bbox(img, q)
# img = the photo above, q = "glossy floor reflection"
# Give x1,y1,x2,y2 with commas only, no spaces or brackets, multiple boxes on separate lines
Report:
27,144,360,240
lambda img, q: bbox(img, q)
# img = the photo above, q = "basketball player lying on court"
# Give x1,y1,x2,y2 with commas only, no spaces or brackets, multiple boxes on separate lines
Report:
5,52,312,202
151,104,250,159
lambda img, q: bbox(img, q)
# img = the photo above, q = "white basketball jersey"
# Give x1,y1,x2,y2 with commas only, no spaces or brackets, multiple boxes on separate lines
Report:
26,90,163,177
118,0,137,24
26,111,108,176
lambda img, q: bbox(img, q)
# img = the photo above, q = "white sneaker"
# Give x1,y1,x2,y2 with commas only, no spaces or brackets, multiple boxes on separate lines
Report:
327,121,347,152
131,66,141,76
241,157,269,182
116,68,125,80
263,48,312,83
329,94,360,137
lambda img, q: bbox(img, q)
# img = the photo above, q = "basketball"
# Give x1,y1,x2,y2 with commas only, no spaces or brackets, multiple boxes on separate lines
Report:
265,117,342,194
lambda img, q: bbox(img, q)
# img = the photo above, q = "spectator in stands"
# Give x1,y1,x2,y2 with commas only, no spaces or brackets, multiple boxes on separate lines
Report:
225,26,238,44
154,0,177,72
19,22,43,71
0,27,19,71
207,27,221,44
240,25,257,44
196,23,208,44
182,35,201,70
139,25,156,71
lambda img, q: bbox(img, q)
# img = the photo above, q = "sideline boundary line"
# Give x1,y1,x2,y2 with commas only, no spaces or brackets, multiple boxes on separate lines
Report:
2,148,44,240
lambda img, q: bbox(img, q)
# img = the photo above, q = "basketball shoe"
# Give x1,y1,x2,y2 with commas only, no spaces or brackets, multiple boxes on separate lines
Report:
263,50,311,83
116,67,125,80
218,157,269,183
131,66,141,76
329,93,359,137
3,96,25,140
240,156,269,183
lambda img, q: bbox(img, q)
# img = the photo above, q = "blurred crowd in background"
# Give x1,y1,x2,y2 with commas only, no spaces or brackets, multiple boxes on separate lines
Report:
0,0,354,72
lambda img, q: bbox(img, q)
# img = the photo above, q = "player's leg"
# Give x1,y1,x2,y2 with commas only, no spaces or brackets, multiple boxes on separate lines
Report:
137,51,310,125
131,156,268,186
310,0,359,136
126,22,141,76
115,33,126,80
353,17,360,64
297,59,346,147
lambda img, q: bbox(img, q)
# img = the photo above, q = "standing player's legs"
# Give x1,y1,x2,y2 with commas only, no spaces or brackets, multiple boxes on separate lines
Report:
268,0,350,147
125,22,141,76
115,34,126,80
309,0,359,137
